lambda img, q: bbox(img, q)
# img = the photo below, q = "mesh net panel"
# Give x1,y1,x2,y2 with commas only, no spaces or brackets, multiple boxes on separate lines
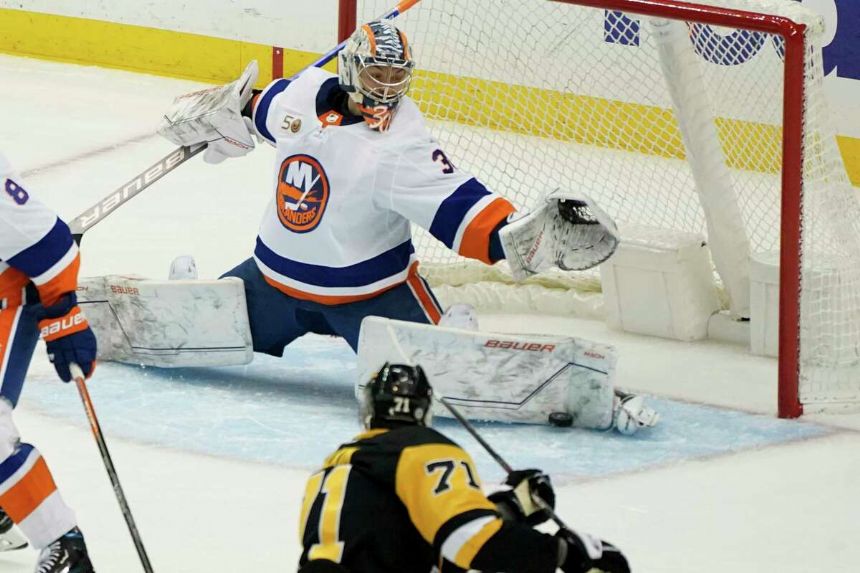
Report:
356,0,860,409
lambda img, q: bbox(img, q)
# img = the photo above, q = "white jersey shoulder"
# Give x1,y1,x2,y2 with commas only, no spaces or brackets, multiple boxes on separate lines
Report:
0,152,61,262
0,151,78,298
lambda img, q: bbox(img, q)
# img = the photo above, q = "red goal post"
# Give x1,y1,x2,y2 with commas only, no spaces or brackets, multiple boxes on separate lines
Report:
338,0,860,419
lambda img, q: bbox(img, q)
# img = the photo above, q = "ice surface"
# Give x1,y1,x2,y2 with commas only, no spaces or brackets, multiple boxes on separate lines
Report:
23,335,830,483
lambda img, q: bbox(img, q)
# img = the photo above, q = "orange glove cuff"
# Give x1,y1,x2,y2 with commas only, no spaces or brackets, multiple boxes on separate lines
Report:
38,306,90,342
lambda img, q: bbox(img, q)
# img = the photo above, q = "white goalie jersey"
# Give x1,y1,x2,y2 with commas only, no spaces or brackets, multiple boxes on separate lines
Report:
250,67,515,305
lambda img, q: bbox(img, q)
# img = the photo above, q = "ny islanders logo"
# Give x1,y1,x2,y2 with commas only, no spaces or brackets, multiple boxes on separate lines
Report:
277,154,330,233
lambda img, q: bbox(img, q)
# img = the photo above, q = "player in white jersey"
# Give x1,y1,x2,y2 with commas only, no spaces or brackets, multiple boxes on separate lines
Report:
0,152,97,572
159,21,618,357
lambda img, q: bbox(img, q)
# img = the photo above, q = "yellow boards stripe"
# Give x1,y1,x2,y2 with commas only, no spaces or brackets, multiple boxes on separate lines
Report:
411,71,686,160
410,70,860,184
2,8,859,185
0,8,334,87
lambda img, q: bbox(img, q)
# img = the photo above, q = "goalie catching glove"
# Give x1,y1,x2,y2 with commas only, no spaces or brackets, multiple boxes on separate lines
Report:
500,191,619,281
159,60,259,164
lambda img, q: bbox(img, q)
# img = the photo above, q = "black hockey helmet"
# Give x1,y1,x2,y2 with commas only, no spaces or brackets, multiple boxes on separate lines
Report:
361,363,433,429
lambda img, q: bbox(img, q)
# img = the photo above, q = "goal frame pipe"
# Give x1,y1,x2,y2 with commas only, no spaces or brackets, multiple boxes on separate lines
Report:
339,0,357,41
339,0,806,417
550,4,806,416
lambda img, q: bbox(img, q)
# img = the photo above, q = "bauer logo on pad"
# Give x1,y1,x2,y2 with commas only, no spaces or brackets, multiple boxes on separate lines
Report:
277,154,330,233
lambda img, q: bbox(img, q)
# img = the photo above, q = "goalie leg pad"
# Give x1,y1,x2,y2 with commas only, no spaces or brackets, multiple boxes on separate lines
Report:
357,316,618,427
77,274,253,367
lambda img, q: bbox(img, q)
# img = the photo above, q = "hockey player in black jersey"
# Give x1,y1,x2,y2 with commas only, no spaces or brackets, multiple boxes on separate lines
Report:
297,363,630,573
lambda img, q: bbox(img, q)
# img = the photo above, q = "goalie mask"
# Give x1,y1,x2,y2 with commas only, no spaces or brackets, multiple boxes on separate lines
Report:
338,20,414,132
361,363,433,429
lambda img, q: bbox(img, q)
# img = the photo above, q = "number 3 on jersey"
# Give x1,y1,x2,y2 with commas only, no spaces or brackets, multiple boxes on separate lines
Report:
300,465,352,563
432,149,455,174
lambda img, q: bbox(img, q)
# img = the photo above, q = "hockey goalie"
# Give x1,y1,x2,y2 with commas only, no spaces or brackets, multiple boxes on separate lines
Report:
81,20,658,434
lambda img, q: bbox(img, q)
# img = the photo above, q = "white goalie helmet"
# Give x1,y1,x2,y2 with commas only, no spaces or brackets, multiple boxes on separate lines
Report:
338,20,414,131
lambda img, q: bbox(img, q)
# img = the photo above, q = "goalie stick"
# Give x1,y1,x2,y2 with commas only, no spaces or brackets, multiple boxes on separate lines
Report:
68,143,205,243
70,364,154,573
68,0,423,242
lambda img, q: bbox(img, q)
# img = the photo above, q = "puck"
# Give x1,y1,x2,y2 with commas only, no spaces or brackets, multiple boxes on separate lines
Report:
548,411,573,427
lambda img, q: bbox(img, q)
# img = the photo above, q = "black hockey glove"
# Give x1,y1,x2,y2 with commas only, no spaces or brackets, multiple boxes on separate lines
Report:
557,529,630,573
488,469,555,526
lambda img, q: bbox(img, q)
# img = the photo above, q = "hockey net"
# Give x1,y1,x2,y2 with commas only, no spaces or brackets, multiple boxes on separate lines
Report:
347,0,860,416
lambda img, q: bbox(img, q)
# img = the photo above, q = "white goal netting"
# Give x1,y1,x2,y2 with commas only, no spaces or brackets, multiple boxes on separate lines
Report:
356,0,860,411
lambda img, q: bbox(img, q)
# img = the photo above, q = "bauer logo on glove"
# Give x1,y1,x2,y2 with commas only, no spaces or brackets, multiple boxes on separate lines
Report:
39,306,87,340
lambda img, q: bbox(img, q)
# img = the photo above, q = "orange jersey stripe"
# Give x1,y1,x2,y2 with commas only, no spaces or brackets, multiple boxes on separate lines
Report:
0,267,30,303
35,253,80,307
0,269,29,378
458,198,516,264
0,309,20,373
262,275,403,305
0,456,58,523
406,263,441,324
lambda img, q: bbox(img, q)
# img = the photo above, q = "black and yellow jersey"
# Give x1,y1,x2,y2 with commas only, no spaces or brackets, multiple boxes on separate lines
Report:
298,425,559,573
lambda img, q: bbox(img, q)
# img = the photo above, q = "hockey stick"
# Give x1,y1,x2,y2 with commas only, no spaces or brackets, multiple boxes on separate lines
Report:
437,396,575,534
67,0,422,243
70,363,155,573
68,144,205,243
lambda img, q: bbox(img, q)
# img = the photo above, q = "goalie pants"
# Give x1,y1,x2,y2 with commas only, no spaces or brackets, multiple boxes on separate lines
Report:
222,258,443,355
0,269,77,549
